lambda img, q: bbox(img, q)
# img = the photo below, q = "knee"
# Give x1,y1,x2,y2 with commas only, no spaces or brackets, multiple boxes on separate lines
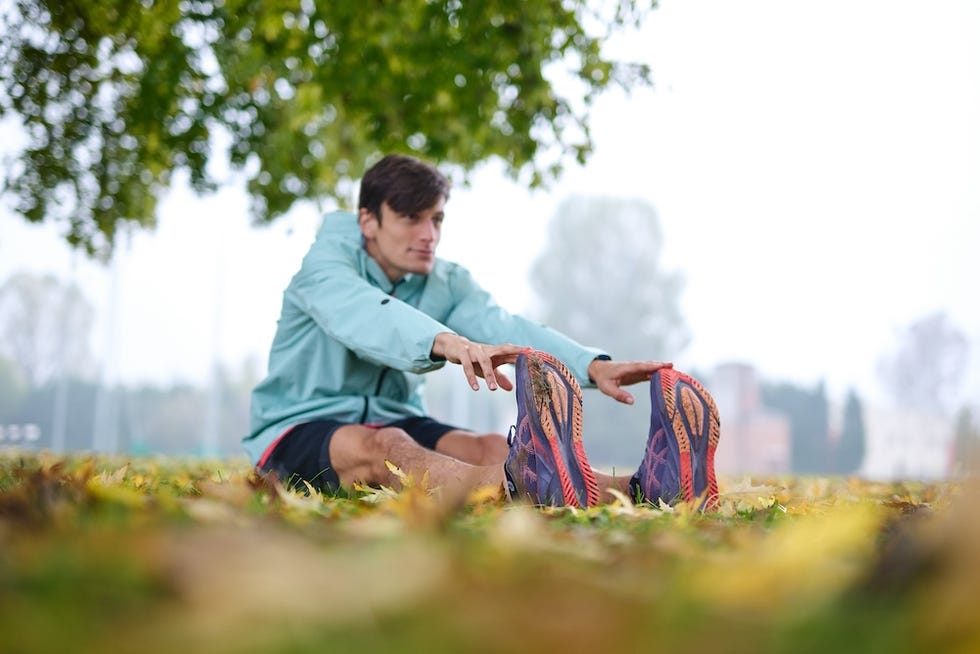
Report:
475,432,509,465
363,427,415,481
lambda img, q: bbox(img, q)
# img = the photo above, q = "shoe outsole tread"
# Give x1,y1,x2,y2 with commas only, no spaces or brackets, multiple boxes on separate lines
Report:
519,349,600,508
655,369,720,510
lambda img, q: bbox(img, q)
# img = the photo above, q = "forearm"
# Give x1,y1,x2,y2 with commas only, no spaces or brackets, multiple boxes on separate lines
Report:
290,281,448,373
440,264,606,384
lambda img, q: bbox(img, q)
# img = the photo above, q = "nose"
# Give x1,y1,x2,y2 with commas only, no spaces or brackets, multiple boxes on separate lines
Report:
419,217,438,242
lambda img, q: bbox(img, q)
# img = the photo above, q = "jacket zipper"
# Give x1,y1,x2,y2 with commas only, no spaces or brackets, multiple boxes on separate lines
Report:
359,367,389,423
360,285,398,424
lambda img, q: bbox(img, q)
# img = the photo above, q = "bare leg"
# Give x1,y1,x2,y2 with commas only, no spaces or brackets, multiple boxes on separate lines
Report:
435,430,509,466
593,469,633,501
433,432,637,505
329,425,504,496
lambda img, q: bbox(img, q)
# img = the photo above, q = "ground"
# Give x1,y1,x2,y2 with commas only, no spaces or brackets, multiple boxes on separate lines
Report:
1,452,978,653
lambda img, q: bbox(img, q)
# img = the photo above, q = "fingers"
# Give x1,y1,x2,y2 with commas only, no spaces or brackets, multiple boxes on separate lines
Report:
473,345,498,391
593,359,676,404
476,345,519,391
486,344,522,367
624,360,673,376
434,334,483,390
494,369,514,391
598,378,635,405
614,361,674,386
453,341,521,391
458,344,481,390
474,344,523,390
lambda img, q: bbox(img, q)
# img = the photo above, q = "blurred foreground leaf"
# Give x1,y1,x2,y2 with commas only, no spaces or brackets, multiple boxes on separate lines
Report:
0,453,976,654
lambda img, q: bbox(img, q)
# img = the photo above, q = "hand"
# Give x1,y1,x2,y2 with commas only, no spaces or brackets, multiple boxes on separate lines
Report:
431,333,523,391
588,358,674,405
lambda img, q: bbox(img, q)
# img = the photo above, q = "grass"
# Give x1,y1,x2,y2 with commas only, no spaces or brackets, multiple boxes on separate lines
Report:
1,451,978,654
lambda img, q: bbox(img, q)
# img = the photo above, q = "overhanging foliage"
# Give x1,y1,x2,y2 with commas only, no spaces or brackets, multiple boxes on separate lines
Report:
0,0,655,257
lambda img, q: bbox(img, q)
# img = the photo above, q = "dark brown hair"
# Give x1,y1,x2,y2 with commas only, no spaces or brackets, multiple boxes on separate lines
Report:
358,154,450,221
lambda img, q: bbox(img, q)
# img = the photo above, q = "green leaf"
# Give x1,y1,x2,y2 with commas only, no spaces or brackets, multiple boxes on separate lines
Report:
0,0,657,256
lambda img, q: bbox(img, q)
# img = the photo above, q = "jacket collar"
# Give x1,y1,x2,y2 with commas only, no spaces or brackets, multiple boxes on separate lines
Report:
361,247,421,296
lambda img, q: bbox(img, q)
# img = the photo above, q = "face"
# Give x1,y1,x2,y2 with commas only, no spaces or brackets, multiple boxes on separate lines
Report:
359,197,445,282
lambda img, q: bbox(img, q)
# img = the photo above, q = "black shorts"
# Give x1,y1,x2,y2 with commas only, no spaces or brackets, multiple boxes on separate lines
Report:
257,416,464,492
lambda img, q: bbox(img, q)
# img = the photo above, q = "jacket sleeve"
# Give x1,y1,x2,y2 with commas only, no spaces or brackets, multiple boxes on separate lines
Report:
441,265,607,386
285,239,451,374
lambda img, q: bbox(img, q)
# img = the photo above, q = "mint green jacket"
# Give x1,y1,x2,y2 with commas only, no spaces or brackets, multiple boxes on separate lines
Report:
244,211,606,464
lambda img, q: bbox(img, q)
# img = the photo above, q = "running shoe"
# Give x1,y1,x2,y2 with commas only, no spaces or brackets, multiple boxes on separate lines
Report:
504,349,601,507
630,369,720,510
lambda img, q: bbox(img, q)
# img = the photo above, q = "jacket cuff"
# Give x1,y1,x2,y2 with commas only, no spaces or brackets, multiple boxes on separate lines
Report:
570,348,608,387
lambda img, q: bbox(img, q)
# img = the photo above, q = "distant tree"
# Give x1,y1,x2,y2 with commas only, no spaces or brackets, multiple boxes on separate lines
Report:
529,196,688,467
13,377,100,450
126,382,208,455
128,360,257,456
2,355,257,455
877,312,969,417
951,407,980,475
0,272,95,387
0,356,27,420
0,0,655,257
530,196,689,359
214,358,261,455
761,381,831,474
836,388,866,475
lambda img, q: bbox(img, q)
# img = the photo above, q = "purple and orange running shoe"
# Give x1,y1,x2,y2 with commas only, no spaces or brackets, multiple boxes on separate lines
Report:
504,349,601,508
630,369,720,510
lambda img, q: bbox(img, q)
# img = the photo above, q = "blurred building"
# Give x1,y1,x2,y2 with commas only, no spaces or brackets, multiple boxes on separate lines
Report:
709,362,792,475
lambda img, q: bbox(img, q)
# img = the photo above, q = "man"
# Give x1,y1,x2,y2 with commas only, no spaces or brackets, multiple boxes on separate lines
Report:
245,154,720,508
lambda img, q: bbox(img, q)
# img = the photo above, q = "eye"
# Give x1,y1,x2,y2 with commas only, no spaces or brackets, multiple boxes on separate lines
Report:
433,215,444,227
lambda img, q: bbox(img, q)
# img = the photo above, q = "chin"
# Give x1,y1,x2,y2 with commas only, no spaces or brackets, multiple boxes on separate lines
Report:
405,258,436,275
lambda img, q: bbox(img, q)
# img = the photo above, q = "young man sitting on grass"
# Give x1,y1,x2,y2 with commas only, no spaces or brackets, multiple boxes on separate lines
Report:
244,154,720,508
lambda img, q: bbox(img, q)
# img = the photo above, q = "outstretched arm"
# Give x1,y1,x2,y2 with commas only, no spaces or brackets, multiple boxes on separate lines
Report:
587,358,674,405
441,265,608,386
431,332,524,392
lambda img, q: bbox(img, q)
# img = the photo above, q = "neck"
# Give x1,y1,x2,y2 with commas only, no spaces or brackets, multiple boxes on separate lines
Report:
364,240,403,283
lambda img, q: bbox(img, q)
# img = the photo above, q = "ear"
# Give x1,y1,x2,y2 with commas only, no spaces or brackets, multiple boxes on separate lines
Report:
358,208,378,239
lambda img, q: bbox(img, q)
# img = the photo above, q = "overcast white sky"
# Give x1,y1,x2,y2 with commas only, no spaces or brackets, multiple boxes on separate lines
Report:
1,0,978,410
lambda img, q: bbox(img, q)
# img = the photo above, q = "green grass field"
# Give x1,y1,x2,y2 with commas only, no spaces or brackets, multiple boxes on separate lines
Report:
1,451,978,654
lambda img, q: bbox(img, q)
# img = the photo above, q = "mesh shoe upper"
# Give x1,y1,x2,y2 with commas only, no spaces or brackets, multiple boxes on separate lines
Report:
633,425,682,505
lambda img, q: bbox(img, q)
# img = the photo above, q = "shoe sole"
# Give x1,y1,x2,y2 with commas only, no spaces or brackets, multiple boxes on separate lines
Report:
521,349,600,508
652,369,720,510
